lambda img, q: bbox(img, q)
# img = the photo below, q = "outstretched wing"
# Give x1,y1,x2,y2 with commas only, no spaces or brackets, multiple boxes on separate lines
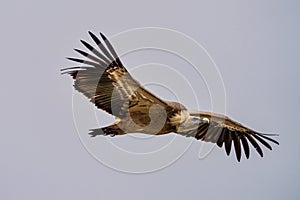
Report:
179,111,279,161
61,31,168,118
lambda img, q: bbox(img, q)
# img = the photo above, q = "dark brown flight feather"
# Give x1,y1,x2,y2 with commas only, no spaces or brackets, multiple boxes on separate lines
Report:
179,111,279,161
62,32,168,119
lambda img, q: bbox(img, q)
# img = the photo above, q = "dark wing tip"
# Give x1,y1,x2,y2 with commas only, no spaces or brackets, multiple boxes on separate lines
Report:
233,134,242,162
224,133,232,156
60,66,81,72
252,133,273,151
66,57,84,63
100,32,107,40
240,135,250,159
88,31,101,45
80,39,86,44
68,71,78,79
245,133,264,157
74,48,88,57
80,40,94,51
216,129,225,148
60,70,78,79
259,133,280,145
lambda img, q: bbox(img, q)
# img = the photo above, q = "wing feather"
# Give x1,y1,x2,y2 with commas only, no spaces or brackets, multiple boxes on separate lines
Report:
244,133,264,157
232,132,242,162
62,32,168,117
88,31,115,64
240,134,250,159
74,48,107,65
224,131,232,156
179,111,279,161
80,39,110,65
217,128,226,148
100,32,123,66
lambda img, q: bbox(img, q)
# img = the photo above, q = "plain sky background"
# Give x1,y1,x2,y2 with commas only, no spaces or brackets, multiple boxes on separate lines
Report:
1,0,299,199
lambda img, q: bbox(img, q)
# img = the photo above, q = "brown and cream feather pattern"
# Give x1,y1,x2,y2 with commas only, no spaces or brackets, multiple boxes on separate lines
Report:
62,31,279,162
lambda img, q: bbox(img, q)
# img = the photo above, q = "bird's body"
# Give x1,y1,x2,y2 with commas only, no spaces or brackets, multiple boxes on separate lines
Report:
61,31,279,161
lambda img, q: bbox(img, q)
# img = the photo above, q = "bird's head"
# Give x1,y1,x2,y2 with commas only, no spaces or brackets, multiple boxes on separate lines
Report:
177,116,209,132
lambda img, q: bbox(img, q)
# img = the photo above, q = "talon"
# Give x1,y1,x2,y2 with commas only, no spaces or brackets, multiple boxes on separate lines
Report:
102,127,117,137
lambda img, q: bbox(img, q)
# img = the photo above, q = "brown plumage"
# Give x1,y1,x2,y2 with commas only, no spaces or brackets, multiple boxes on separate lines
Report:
61,31,279,162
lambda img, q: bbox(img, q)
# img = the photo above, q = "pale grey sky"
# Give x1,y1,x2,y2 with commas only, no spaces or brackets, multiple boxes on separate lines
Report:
1,0,299,199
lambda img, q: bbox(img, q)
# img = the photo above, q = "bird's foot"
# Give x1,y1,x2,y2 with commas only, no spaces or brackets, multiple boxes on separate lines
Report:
102,127,117,137
88,127,118,137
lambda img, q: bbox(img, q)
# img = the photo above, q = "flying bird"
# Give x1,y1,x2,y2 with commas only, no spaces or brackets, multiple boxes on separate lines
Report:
61,31,279,162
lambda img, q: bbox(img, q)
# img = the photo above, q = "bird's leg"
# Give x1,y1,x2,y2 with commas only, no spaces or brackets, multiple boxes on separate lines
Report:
88,124,125,137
